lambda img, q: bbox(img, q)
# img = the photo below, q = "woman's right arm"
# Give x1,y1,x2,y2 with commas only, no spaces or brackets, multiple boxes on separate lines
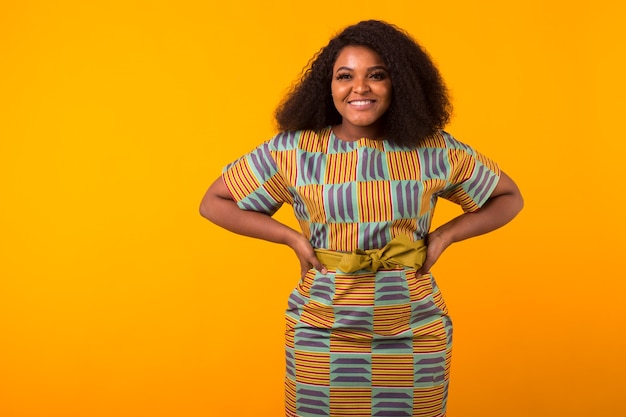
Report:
199,176,326,276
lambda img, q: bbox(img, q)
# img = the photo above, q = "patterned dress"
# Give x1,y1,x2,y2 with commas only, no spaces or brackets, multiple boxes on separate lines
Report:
222,127,500,417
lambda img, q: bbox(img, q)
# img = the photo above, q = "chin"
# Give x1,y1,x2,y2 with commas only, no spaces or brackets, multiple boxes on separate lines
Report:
346,118,377,127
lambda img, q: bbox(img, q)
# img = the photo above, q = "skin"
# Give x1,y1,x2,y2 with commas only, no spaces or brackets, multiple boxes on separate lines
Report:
330,46,392,141
200,45,524,278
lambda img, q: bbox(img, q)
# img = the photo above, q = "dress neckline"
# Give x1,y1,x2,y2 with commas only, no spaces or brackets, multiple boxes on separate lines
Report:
328,127,359,144
327,127,387,150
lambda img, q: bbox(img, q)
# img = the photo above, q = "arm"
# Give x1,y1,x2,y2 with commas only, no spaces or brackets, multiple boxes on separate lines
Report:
199,176,327,276
417,170,524,275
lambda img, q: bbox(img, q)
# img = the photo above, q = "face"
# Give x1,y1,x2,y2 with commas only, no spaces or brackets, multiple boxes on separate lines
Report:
331,45,392,140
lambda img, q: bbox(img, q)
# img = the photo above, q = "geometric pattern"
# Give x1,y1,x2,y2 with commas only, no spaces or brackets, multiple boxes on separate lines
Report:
223,127,500,252
222,128,500,416
284,267,454,416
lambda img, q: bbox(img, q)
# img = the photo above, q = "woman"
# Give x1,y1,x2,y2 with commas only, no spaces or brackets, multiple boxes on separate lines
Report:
200,20,523,417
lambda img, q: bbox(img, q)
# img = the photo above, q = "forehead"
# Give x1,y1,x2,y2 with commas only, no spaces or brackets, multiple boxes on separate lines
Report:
333,45,386,69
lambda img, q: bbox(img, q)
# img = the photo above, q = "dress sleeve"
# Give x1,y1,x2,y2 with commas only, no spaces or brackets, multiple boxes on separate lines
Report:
438,132,501,213
221,141,291,215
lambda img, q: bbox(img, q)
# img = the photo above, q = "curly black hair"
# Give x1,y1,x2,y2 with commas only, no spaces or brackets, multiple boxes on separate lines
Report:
274,20,452,148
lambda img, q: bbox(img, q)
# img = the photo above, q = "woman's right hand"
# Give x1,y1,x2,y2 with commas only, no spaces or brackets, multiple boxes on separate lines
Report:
286,232,327,278
200,176,327,278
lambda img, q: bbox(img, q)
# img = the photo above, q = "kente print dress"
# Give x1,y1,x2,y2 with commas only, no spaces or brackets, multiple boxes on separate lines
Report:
221,127,500,417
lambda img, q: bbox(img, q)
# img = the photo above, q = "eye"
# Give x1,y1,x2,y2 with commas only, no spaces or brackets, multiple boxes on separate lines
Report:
335,73,351,80
369,71,387,80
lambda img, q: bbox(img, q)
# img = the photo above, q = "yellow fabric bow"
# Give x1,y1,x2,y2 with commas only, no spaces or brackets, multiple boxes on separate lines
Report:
314,234,427,273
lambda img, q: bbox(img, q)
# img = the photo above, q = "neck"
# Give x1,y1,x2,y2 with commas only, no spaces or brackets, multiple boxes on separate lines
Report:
333,123,383,142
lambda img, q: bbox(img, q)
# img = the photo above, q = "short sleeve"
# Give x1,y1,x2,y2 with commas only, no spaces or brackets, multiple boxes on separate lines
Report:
438,132,501,213
221,141,291,215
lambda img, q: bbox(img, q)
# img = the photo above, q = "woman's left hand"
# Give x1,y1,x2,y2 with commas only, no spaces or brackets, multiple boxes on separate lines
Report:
417,231,451,277
415,171,524,277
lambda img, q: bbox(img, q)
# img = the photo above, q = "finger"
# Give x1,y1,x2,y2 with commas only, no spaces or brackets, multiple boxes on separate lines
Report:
300,261,312,278
308,255,327,275
417,260,432,277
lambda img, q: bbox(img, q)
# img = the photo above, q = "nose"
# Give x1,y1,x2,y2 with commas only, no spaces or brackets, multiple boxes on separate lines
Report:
353,77,370,94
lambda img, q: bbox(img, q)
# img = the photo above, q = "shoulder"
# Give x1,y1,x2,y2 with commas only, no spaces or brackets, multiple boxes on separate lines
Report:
439,130,475,153
266,130,301,151
388,130,472,152
266,128,331,152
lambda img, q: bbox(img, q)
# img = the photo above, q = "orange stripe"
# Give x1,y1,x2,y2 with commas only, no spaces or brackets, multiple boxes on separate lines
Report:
447,148,476,184
413,320,448,353
271,148,297,185
328,222,358,251
263,173,292,204
284,378,296,415
330,388,371,415
285,315,296,349
421,178,446,216
330,329,373,353
372,354,414,387
391,218,418,239
333,274,375,305
298,184,326,223
420,131,446,148
301,300,334,328
358,180,392,222
223,158,261,202
406,271,435,302
299,129,328,153
373,304,411,335
325,151,357,183
387,149,421,180
295,351,330,385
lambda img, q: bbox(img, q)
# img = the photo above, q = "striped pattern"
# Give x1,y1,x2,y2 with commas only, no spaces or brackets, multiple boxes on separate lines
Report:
330,388,371,416
295,351,331,385
286,268,452,416
372,355,414,387
386,149,421,181
223,128,500,416
334,274,376,306
413,385,447,417
325,151,358,184
373,304,412,335
330,329,373,353
358,180,393,222
223,128,500,251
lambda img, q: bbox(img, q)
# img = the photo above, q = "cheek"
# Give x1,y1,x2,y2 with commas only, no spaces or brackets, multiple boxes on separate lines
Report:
377,83,392,101
331,96,343,114
331,83,346,98
331,85,348,108
384,88,393,104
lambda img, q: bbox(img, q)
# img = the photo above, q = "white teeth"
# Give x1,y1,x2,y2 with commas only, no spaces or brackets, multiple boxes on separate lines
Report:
350,100,373,105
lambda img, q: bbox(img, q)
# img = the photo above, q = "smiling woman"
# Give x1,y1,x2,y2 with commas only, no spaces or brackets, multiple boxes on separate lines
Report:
199,19,522,417
274,20,452,149
330,46,392,141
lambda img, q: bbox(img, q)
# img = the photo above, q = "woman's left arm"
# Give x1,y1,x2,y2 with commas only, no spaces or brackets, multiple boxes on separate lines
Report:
417,170,524,275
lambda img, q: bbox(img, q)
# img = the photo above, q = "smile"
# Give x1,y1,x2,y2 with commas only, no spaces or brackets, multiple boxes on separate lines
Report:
348,100,376,106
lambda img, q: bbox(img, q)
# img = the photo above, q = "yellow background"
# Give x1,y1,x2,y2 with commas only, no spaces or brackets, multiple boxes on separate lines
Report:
1,1,624,416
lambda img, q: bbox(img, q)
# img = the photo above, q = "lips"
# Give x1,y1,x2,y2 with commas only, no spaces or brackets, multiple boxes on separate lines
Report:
348,99,376,109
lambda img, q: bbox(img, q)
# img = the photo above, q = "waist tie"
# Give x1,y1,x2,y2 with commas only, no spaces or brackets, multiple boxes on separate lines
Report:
314,234,427,273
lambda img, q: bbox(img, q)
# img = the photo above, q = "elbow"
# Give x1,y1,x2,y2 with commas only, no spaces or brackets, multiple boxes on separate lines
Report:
199,177,237,224
199,193,216,222
512,182,524,215
507,188,524,220
498,171,524,217
199,200,210,220
199,189,235,224
517,193,524,213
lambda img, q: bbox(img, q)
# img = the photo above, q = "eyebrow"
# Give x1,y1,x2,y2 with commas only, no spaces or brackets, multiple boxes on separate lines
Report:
335,65,388,73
